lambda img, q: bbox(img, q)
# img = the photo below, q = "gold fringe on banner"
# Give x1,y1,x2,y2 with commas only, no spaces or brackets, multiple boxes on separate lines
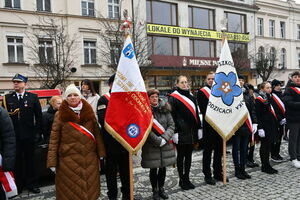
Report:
104,117,153,154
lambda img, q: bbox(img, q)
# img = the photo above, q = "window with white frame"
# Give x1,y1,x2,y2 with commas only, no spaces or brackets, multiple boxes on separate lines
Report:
280,21,285,38
280,48,286,69
37,0,51,12
258,46,264,60
7,37,24,63
269,20,275,37
110,41,122,65
84,40,96,64
81,0,94,17
108,0,120,19
5,0,21,9
257,18,264,36
38,39,53,63
298,25,300,40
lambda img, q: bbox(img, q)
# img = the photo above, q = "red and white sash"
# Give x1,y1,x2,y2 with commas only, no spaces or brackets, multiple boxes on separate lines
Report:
291,87,300,95
271,93,285,115
170,91,199,122
0,155,17,198
200,86,211,99
257,96,278,120
104,93,111,101
152,119,165,135
68,122,96,144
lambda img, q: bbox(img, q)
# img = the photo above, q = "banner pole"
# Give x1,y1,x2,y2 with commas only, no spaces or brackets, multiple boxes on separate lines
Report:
223,139,227,185
129,152,134,200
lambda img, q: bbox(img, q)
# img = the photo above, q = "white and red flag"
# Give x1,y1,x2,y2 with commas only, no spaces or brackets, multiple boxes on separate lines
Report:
104,36,153,154
205,39,248,141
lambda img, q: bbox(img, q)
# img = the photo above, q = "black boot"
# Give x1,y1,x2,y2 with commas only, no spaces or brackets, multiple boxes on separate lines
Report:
152,188,160,200
184,175,195,189
179,178,189,190
235,166,246,180
240,165,251,179
158,187,168,199
204,176,216,185
261,165,278,174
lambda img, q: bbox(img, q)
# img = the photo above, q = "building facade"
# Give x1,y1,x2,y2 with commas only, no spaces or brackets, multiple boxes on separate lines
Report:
254,0,300,84
143,0,258,94
0,0,133,94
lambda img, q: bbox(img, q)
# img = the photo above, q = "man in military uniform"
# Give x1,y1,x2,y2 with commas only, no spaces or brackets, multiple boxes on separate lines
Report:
2,74,42,194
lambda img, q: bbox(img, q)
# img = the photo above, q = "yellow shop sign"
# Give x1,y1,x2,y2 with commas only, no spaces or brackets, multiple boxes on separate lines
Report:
147,24,250,42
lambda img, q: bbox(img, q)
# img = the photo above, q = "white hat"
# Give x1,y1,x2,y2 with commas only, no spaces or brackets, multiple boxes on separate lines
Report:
64,84,81,98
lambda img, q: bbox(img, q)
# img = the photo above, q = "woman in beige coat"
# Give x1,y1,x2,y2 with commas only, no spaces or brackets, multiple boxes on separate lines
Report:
47,84,106,200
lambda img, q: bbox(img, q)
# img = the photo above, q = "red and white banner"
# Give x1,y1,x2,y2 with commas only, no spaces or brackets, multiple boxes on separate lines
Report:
104,36,153,154
0,155,18,198
152,119,165,135
200,86,211,99
170,91,199,123
68,122,96,144
272,93,285,115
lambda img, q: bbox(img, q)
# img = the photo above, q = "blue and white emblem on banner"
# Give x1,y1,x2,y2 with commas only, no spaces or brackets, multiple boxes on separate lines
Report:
211,72,242,106
123,43,135,59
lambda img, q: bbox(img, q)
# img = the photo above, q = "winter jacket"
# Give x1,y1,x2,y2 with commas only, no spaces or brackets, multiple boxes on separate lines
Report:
283,80,300,123
168,88,201,145
141,99,176,168
47,99,106,200
42,106,57,143
97,94,128,156
237,88,258,136
84,94,100,119
255,93,278,142
0,107,16,171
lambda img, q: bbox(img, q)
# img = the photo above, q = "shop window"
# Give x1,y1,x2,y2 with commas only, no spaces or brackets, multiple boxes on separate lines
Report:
190,40,215,57
146,0,177,26
188,6,214,30
225,12,246,33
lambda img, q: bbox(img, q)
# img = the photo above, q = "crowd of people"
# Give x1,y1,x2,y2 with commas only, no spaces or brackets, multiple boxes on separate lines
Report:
0,70,299,200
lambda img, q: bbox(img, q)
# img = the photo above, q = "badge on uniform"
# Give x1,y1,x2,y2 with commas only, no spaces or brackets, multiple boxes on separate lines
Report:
97,105,106,110
24,100,28,107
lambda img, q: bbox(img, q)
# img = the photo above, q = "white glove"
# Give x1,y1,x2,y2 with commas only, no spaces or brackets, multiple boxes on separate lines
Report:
258,129,265,138
280,118,286,125
160,138,167,147
198,129,203,140
50,167,56,174
172,133,179,144
252,124,258,134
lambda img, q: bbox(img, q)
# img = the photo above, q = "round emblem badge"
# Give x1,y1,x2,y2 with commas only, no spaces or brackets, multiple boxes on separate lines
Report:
126,124,140,138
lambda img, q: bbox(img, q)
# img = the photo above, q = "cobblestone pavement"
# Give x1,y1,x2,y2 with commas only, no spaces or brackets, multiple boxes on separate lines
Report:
15,141,300,200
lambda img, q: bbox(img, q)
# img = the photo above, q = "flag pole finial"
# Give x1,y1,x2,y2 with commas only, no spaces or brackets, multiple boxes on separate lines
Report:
122,9,131,38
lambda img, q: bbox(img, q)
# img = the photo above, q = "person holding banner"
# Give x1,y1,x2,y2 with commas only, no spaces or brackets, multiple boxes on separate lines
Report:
283,71,300,168
255,82,279,174
231,75,258,180
142,89,176,200
270,79,286,162
197,72,223,185
47,84,106,200
97,74,131,200
0,107,17,199
169,75,201,190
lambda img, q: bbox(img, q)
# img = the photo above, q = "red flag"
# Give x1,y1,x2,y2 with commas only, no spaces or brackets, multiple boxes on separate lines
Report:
104,36,153,154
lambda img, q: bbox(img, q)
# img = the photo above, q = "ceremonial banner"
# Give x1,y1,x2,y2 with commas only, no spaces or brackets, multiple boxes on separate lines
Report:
205,39,248,141
104,36,153,154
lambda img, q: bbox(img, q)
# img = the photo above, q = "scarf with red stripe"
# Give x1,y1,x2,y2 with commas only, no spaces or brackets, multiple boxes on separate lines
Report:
152,119,173,144
0,155,17,198
170,90,199,123
200,86,211,99
104,93,111,101
257,96,278,120
68,122,96,144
